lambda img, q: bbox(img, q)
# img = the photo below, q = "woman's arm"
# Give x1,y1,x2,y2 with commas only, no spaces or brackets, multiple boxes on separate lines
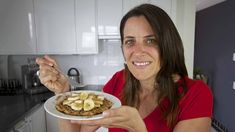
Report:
59,119,100,132
71,106,147,132
36,56,99,132
173,117,211,132
59,119,81,132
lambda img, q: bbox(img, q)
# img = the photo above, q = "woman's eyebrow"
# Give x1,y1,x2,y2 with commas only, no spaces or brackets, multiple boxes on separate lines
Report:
144,35,155,38
124,36,135,39
124,35,155,39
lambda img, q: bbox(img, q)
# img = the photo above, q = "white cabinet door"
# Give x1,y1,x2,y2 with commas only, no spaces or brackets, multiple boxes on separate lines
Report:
14,118,32,132
97,0,122,38
31,105,46,132
34,0,76,54
75,0,98,54
0,0,36,54
46,111,59,132
13,105,46,132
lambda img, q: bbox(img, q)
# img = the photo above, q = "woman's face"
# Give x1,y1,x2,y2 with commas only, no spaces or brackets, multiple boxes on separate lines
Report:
122,16,161,82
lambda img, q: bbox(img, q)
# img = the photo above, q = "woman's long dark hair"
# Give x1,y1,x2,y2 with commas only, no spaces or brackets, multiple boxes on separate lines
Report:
120,4,188,128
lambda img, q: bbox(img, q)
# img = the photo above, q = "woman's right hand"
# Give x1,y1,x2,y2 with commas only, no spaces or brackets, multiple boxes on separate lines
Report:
36,55,70,94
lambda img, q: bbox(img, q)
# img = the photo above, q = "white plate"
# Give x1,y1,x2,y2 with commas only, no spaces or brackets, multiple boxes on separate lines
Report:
44,90,121,120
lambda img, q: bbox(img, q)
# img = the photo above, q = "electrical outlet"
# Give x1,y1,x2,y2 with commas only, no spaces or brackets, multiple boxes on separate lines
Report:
233,81,235,90
233,53,235,61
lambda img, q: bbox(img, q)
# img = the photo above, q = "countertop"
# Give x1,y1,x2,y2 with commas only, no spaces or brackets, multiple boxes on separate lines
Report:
0,84,103,132
0,91,54,132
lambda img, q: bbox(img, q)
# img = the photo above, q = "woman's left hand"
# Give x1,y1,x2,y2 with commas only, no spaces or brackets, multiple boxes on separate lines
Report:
71,106,147,132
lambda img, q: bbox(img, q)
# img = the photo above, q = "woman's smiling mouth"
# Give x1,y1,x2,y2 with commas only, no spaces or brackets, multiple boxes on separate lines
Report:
132,61,151,67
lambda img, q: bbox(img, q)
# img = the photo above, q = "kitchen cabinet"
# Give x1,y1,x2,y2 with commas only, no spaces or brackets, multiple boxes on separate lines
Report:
46,111,108,132
13,105,46,132
97,0,173,39
0,0,37,54
75,0,98,54
34,0,98,54
0,0,196,71
97,0,123,39
34,0,77,54
45,112,59,132
13,117,32,132
31,105,46,132
0,0,98,54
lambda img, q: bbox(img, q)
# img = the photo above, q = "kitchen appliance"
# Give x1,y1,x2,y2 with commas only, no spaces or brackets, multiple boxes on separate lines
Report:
67,67,81,90
21,64,48,94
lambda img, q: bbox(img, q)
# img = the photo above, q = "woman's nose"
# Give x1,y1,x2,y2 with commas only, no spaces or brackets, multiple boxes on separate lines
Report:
134,42,146,54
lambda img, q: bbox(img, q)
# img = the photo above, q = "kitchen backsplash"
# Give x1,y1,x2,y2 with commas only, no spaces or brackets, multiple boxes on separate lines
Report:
0,40,124,85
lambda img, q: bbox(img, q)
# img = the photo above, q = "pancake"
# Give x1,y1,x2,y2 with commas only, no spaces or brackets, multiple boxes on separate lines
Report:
55,91,113,117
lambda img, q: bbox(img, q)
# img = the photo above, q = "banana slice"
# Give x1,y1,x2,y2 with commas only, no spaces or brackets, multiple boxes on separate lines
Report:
74,100,83,104
71,102,83,111
63,100,74,106
94,100,103,107
83,99,95,111
79,92,89,100
94,100,103,105
97,96,104,101
88,95,95,99
61,92,106,112
67,96,80,101
71,93,79,96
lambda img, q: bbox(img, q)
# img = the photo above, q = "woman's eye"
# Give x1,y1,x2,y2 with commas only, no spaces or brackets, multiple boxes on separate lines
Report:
146,38,156,44
124,39,135,46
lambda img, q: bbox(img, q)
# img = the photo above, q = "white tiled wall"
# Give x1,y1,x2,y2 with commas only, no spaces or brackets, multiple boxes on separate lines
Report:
0,40,124,85
55,40,124,84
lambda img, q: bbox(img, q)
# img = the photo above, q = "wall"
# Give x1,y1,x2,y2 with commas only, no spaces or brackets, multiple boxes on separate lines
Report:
194,0,235,131
173,0,196,78
0,40,124,85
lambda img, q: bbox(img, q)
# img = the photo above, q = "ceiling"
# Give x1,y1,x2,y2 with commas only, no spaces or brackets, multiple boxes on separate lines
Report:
196,0,226,11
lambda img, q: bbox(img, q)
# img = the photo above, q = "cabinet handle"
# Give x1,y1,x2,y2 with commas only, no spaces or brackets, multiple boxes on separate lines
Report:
28,13,33,39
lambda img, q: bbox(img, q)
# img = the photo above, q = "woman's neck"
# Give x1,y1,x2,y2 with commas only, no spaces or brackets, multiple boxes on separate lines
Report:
139,78,157,96
139,74,181,95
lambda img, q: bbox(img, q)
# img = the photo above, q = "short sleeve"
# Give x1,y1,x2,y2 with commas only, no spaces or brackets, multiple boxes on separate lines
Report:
178,80,213,121
102,70,125,98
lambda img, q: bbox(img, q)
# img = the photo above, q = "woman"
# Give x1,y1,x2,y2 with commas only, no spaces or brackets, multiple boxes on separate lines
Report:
36,4,213,132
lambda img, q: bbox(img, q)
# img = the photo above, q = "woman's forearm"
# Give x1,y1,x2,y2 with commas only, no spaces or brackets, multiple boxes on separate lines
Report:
59,119,81,132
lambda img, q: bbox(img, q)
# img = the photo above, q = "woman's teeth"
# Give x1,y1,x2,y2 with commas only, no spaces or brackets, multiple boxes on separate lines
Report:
133,61,150,66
